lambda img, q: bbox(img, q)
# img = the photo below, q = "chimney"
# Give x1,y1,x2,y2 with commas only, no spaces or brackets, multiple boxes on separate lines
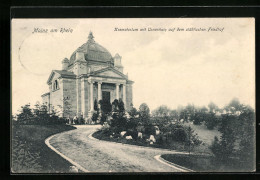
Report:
62,58,69,70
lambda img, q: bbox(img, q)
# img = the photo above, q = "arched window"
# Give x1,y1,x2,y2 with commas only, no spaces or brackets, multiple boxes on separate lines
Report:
53,80,59,91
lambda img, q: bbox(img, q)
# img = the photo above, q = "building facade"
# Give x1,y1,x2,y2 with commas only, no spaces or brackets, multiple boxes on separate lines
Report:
41,32,134,121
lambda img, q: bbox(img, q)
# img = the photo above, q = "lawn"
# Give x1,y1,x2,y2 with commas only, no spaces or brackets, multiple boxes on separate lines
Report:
183,122,221,154
11,124,76,173
161,154,252,172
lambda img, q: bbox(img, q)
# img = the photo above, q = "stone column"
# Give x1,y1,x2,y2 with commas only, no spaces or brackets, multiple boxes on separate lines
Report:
76,78,81,117
80,78,85,118
98,82,102,101
89,81,94,111
116,83,120,100
123,83,126,104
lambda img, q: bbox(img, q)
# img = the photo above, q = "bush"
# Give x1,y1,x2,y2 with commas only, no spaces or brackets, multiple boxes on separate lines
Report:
15,103,66,125
91,112,99,124
171,127,188,142
204,112,218,130
144,124,156,136
126,118,139,130
209,136,222,158
126,130,138,140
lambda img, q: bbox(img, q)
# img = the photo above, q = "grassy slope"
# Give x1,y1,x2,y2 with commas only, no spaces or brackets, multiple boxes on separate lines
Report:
160,154,246,172
11,124,76,173
184,122,221,145
183,122,221,154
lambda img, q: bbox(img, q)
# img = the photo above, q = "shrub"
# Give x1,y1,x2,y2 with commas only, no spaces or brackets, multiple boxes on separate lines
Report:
144,124,156,136
126,118,139,130
204,112,218,130
171,127,188,142
92,112,99,124
126,130,138,140
209,136,222,158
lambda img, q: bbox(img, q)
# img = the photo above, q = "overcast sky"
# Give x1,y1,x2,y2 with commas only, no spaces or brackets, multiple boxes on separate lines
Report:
12,18,255,114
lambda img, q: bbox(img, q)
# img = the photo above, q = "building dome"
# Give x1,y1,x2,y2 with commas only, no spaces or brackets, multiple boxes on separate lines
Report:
69,32,113,65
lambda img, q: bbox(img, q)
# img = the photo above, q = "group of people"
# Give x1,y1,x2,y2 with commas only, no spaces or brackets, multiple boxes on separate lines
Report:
66,116,85,125
66,115,95,125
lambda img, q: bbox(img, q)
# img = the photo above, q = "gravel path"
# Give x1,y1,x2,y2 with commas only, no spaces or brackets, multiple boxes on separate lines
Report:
49,125,188,172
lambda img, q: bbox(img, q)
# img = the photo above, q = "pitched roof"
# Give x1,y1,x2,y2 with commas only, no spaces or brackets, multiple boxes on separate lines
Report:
47,70,76,84
53,70,75,76
91,67,128,79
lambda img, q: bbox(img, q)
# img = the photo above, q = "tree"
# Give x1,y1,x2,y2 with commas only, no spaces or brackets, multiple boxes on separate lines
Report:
118,99,125,115
204,112,218,130
210,114,237,162
139,103,150,125
152,105,171,117
169,110,179,120
208,102,218,113
185,103,195,120
17,104,34,124
237,105,255,169
128,106,138,118
179,109,189,122
110,99,127,133
224,98,242,114
58,97,72,118
100,100,112,115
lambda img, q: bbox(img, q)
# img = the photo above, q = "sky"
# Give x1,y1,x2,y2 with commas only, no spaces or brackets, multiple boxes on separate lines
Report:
12,18,255,114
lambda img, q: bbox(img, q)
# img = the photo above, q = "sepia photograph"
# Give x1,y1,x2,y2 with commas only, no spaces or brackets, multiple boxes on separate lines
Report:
11,18,255,173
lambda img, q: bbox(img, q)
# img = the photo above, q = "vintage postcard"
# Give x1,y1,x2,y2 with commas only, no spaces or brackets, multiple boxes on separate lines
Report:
11,18,255,173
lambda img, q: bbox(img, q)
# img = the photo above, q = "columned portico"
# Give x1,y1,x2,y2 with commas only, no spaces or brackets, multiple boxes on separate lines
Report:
89,80,94,111
116,83,120,100
123,83,126,104
98,82,102,101
87,77,130,115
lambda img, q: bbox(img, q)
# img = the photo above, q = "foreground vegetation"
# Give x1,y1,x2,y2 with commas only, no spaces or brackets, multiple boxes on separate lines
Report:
12,124,76,173
12,103,76,173
161,154,252,172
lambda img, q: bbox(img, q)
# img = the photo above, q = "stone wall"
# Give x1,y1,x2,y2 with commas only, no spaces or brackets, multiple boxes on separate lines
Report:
50,79,63,116
126,83,133,111
62,78,77,118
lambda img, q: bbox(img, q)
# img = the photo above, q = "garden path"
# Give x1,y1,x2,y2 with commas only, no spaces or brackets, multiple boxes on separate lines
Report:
48,125,188,172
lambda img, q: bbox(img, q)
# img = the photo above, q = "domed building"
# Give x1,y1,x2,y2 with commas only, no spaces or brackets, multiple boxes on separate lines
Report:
41,32,134,122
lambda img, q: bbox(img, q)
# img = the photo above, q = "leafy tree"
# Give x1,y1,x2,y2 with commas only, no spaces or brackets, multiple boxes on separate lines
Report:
208,102,218,113
193,111,203,125
152,105,171,117
92,112,99,124
139,103,150,125
237,105,255,169
128,106,138,118
100,100,112,115
185,103,195,120
110,99,127,133
179,109,189,122
210,114,237,162
204,112,218,130
58,97,73,118
228,98,241,112
118,99,125,115
17,104,34,124
169,110,179,120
